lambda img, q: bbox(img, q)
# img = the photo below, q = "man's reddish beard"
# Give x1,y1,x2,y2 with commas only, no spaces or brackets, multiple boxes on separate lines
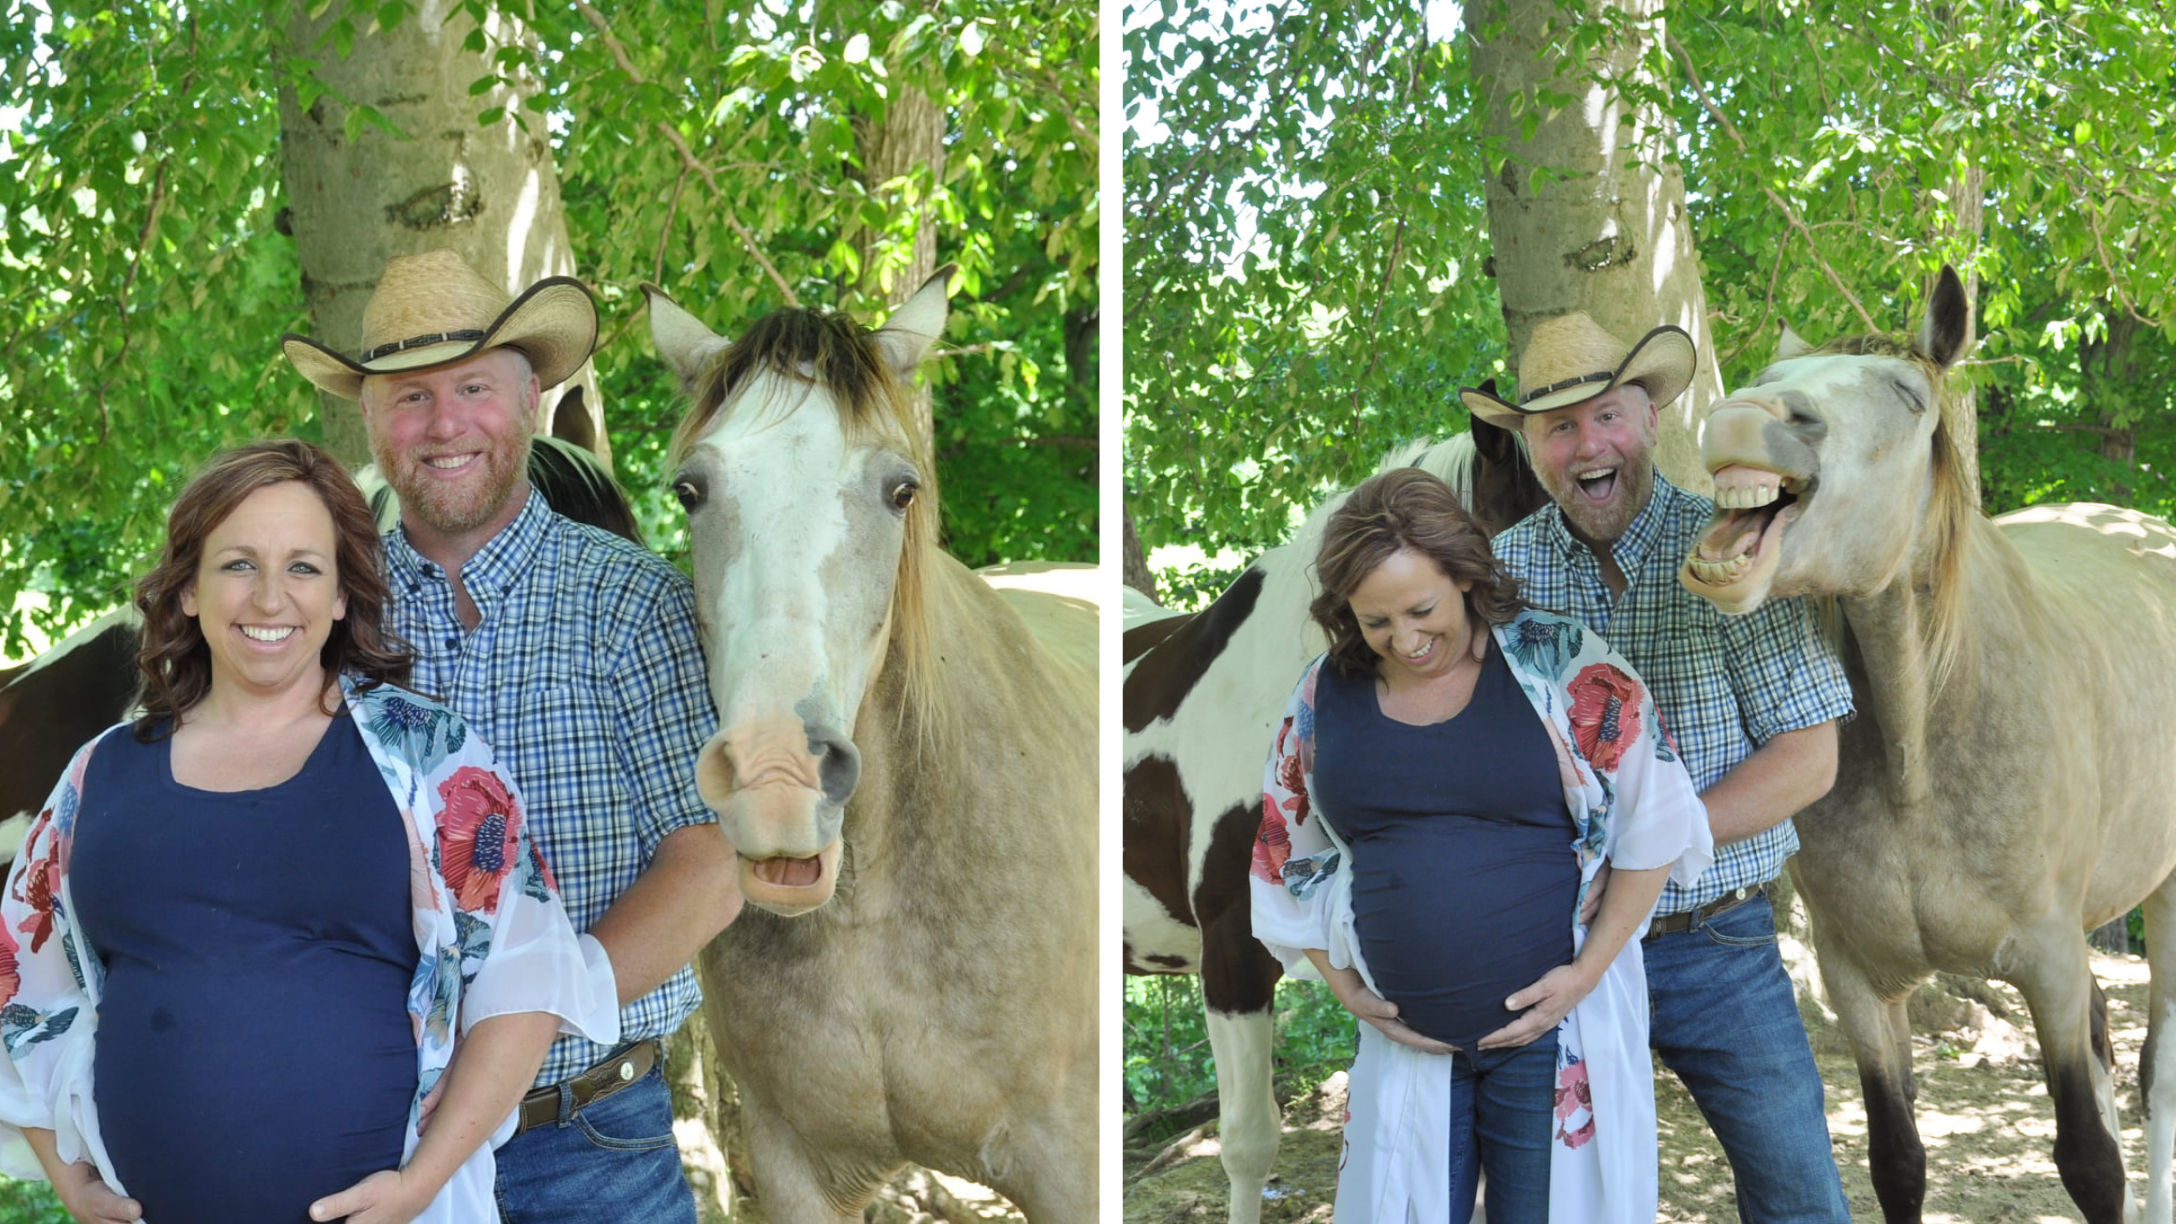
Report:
374,429,534,536
1538,447,1656,548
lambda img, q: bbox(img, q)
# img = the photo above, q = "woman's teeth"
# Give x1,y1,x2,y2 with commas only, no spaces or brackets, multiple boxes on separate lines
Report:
241,626,295,643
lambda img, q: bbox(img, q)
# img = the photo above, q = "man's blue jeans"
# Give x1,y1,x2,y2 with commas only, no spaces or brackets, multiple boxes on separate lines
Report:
493,1063,698,1224
1447,1030,1558,1224
1644,894,1853,1223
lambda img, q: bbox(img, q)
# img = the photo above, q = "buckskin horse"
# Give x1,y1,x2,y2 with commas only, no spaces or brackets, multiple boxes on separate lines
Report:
1680,266,2176,1224
1123,421,1542,1224
645,269,1096,1222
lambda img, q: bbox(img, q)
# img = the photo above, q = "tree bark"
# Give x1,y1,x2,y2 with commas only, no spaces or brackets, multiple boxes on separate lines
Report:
1122,507,1157,601
856,84,949,450
276,0,602,467
1469,0,1720,496
2083,305,2140,499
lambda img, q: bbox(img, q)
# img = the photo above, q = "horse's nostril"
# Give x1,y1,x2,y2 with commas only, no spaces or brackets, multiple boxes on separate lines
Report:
809,730,862,805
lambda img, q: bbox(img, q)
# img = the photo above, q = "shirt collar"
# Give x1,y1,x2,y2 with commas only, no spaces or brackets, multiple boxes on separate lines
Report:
386,488,552,613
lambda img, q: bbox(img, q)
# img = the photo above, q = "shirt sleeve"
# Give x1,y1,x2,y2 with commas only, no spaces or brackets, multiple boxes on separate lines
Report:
1248,660,1349,982
427,727,621,1045
604,563,720,852
0,738,108,1184
1722,595,1854,746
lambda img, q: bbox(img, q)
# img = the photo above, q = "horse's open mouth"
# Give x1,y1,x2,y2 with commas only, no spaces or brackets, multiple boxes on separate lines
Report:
748,853,824,889
1681,465,1810,607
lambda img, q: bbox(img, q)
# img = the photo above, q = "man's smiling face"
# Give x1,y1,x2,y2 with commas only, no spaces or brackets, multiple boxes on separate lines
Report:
1521,382,1659,549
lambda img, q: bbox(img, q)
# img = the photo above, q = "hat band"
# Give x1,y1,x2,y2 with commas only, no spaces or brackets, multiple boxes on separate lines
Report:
1519,370,1616,406
364,329,489,362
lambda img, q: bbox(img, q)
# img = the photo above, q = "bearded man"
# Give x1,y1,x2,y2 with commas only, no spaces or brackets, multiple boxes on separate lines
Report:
283,250,738,1224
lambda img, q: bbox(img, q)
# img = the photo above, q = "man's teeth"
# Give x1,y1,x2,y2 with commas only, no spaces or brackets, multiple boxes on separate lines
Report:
241,626,295,642
1577,468,1614,483
427,456,471,469
1687,553,1754,584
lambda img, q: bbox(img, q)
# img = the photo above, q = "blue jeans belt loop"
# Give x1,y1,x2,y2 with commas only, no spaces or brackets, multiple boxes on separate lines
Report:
1644,882,1767,940
513,1039,663,1136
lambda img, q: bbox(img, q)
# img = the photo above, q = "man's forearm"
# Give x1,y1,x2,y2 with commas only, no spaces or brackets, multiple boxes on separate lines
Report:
1698,720,1839,846
587,824,744,1005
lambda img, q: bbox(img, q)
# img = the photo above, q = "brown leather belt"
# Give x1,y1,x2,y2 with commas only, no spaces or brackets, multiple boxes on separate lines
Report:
513,1039,662,1135
1644,883,1766,940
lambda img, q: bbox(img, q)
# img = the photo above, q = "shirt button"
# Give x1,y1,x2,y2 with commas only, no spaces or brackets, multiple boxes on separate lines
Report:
446,637,459,648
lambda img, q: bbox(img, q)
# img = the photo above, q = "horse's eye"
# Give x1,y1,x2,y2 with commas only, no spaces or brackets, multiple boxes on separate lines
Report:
674,479,704,511
890,480,918,511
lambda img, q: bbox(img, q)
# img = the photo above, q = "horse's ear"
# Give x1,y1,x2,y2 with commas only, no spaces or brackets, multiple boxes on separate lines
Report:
874,263,958,376
1469,409,1519,464
550,385,599,454
643,283,731,390
1918,265,1970,371
1775,322,1814,361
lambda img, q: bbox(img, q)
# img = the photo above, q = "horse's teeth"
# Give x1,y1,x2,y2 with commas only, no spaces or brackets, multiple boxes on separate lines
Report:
1688,553,1753,584
1717,484,1780,509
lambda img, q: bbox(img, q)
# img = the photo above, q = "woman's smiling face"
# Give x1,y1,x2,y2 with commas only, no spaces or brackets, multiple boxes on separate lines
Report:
1348,547,1473,682
180,480,348,701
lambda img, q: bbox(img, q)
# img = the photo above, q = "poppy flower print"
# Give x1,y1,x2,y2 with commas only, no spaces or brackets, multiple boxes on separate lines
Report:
0,922,19,1010
1254,795,1293,884
1554,1053,1596,1149
11,847,60,955
1567,663,1643,773
438,766,523,914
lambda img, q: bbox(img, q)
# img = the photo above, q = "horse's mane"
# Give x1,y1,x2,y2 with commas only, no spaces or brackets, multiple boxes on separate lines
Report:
665,306,952,744
1814,331,1976,698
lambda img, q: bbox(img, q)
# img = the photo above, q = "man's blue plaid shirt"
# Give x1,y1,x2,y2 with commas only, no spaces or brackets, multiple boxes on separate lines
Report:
385,490,717,1086
1493,474,1854,913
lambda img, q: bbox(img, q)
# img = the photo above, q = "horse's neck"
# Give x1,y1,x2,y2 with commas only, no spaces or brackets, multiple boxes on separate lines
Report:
1837,513,2013,809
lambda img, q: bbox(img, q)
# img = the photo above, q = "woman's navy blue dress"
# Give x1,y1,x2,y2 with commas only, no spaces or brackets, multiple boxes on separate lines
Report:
70,714,418,1224
1309,642,1581,1048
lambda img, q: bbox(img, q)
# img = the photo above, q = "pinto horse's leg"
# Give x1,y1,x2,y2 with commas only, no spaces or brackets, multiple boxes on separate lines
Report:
1823,949,1924,1223
2141,886,2176,1224
1199,872,1285,1224
2010,923,2138,1224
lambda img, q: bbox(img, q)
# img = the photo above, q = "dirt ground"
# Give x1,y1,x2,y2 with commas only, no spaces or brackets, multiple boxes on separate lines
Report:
1122,951,2157,1224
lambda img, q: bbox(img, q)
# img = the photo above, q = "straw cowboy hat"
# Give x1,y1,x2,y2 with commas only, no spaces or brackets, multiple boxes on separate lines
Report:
1460,312,1695,428
281,249,598,401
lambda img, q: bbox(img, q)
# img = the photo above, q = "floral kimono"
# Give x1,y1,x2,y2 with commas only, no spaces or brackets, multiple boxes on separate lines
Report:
0,676,621,1222
1252,609,1713,1224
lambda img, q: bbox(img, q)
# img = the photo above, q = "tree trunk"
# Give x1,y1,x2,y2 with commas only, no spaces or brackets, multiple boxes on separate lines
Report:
856,85,949,450
276,0,602,467
1469,0,1721,496
1122,507,1157,601
2083,306,2140,499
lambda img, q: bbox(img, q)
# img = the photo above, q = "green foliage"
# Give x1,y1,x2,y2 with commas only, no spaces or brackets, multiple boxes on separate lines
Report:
1125,0,1506,568
0,1179,67,1224
0,0,1095,657
1123,973,1357,1121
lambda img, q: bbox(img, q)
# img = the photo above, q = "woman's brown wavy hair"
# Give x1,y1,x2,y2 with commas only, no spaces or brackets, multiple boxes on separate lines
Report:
1309,466,1526,678
134,439,410,737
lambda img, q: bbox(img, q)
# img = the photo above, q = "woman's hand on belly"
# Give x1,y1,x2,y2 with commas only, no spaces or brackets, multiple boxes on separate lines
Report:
56,1166,143,1224
1474,961,1597,1049
308,1168,429,1224
1305,950,1458,1055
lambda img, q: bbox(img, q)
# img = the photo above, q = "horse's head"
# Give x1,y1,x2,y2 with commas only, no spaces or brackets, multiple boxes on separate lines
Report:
646,268,954,916
1681,265,1972,616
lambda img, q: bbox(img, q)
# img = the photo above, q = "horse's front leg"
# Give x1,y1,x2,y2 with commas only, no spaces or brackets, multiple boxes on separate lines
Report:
1200,900,1284,1224
1822,948,1924,1223
2010,922,2138,1224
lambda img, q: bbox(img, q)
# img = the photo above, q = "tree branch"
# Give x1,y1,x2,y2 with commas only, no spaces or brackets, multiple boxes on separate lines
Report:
1666,32,1879,335
573,0,799,307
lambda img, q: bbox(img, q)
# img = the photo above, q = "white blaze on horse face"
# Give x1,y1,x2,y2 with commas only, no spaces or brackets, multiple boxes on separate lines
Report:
1685,351,1942,613
677,381,910,913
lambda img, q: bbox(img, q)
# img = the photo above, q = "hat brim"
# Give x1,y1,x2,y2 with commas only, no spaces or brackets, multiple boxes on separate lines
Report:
281,276,599,401
1459,324,1696,429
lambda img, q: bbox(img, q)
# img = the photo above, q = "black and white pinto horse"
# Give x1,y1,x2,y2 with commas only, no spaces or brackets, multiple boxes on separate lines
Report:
0,432,640,847
1122,419,1543,1223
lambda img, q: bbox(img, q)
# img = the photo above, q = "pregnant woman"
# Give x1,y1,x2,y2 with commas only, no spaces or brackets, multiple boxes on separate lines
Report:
0,440,617,1224
1251,466,1711,1224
